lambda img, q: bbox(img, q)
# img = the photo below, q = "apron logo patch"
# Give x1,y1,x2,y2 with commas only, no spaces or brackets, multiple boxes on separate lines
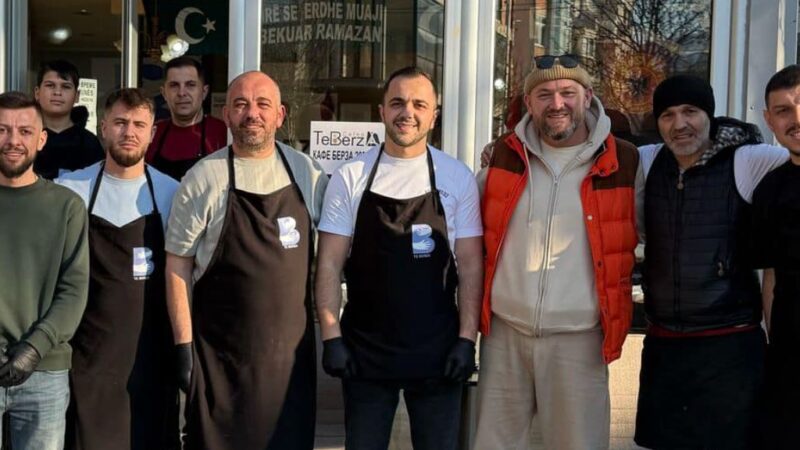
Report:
277,216,301,249
132,247,154,280
412,224,435,257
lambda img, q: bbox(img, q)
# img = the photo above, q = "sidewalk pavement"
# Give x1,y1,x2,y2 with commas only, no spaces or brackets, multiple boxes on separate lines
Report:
314,334,647,450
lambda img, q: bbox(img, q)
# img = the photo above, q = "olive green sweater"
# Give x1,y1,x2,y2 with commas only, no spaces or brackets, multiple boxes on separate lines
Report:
0,178,89,370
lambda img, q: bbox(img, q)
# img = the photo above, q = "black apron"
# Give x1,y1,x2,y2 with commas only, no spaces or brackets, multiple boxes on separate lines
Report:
151,118,208,180
184,147,316,450
342,145,458,380
69,164,179,450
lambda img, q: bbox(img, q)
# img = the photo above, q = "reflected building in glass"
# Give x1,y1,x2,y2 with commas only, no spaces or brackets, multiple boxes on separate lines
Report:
261,0,444,150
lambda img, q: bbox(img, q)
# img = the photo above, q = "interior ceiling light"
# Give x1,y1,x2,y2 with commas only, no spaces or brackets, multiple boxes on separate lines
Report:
48,27,71,44
160,34,189,62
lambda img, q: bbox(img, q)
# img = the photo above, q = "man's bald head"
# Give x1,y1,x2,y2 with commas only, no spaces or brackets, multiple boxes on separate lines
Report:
226,71,282,105
223,71,286,156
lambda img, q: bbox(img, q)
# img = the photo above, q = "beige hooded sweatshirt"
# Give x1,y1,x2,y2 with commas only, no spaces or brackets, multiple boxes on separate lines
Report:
479,97,612,336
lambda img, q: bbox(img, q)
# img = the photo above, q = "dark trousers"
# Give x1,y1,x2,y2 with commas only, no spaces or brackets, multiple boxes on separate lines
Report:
634,328,765,450
342,378,462,450
762,342,800,449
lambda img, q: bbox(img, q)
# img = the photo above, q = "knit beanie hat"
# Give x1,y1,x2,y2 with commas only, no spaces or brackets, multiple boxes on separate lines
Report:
524,59,593,94
652,75,715,120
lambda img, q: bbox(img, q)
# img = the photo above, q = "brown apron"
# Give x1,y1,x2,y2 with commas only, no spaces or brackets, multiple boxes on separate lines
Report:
69,164,179,450
342,145,458,380
184,147,316,450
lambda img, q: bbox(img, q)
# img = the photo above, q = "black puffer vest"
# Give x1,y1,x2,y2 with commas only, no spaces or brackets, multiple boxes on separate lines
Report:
643,118,763,332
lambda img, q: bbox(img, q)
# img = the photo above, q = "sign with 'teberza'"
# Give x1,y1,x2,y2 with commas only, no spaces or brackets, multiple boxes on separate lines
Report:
310,121,384,174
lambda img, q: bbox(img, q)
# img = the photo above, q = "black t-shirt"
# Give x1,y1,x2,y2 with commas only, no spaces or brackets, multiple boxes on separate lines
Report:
752,160,800,342
34,125,105,180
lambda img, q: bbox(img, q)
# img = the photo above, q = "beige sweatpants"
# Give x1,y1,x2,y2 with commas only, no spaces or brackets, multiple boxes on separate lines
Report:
473,317,610,450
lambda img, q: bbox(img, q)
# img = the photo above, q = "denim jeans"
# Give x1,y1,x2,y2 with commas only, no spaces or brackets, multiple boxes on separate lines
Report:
343,378,462,450
0,370,69,450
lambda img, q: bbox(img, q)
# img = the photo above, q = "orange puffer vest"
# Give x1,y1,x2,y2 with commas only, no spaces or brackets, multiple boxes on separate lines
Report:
481,131,639,363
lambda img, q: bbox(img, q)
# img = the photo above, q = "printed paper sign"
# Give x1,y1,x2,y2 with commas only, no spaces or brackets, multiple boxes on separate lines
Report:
309,121,384,174
77,78,98,135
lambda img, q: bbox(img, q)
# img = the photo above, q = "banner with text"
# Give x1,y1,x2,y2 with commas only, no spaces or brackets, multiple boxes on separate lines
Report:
77,78,98,135
310,121,384,174
262,1,385,55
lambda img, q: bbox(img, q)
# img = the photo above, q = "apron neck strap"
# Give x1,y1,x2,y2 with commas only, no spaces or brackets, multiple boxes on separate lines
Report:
198,116,207,156
365,144,441,213
88,161,159,215
226,146,237,191
153,121,172,160
154,116,207,159
227,143,300,191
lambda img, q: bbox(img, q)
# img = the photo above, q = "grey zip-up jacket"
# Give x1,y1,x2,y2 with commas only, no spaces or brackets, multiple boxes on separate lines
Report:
479,97,625,336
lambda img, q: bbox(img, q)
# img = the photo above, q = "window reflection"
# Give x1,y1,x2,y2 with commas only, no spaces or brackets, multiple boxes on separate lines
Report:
261,0,445,151
494,0,712,145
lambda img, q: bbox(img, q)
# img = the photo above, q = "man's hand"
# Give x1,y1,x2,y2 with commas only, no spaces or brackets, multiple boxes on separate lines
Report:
0,342,41,387
176,343,193,393
322,337,358,379
443,337,476,382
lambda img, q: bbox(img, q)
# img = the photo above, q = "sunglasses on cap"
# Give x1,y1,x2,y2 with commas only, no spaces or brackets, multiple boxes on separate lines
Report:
533,54,580,69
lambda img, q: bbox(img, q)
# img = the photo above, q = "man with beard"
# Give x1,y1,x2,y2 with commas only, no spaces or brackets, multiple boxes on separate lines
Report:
751,65,800,449
315,66,483,449
634,75,787,449
145,57,227,180
56,88,180,450
165,71,328,450
0,91,89,449
473,56,642,449
33,60,105,179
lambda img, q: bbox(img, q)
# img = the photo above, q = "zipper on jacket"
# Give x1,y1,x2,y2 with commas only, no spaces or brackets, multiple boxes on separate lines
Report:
673,171,685,329
534,155,582,336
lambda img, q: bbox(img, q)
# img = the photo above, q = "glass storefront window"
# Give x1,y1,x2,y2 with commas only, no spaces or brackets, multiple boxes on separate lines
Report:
28,0,124,134
261,0,445,152
493,0,712,145
139,1,230,121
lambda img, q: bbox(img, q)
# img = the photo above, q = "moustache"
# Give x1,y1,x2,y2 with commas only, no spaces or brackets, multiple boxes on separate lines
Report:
545,107,572,116
239,119,265,128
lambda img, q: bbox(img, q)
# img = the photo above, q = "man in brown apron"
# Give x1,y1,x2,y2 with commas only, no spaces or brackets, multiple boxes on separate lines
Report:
315,67,484,450
165,71,328,450
59,88,180,450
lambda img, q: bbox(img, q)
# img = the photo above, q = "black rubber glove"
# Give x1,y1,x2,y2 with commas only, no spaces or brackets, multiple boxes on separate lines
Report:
443,337,476,382
0,342,41,387
322,337,358,379
176,343,193,393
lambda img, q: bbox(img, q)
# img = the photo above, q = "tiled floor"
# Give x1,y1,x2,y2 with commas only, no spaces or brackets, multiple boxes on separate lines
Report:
313,333,647,450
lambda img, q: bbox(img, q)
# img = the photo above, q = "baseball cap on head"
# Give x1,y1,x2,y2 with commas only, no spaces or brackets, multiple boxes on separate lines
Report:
524,54,593,94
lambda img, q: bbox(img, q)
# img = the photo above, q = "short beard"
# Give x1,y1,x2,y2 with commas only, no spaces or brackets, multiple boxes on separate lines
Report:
108,143,146,167
232,129,272,153
386,128,428,148
536,107,584,143
668,119,712,157
543,119,579,142
0,153,35,179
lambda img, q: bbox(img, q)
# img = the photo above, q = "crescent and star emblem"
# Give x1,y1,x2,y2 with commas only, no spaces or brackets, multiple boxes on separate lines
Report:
175,7,216,45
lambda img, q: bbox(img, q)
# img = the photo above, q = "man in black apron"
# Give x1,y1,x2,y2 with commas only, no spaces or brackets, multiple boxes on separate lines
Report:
145,57,227,180
60,88,180,450
165,71,328,450
754,65,800,449
315,67,484,450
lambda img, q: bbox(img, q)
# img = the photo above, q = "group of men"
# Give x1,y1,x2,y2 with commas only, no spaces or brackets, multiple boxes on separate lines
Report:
0,53,799,450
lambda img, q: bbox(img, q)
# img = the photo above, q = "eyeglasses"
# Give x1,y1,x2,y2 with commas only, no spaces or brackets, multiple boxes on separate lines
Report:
533,54,580,69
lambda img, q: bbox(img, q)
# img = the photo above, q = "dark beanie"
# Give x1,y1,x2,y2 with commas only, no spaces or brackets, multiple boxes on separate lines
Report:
652,75,715,120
